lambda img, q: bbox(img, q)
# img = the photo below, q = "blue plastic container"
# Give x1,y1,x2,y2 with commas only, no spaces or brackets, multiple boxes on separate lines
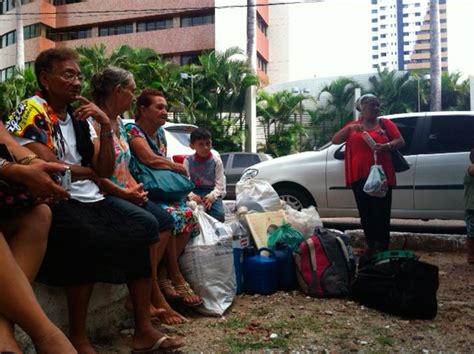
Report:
242,247,279,295
274,242,297,291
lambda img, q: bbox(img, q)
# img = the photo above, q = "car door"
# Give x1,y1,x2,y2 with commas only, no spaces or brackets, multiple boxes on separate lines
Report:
413,114,474,217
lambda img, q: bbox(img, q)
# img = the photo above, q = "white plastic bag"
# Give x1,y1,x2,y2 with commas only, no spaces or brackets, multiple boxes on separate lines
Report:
283,204,323,238
179,207,236,316
363,154,388,198
235,177,281,212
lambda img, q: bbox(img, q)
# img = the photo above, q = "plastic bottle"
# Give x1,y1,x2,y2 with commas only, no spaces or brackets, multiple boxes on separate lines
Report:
362,131,377,150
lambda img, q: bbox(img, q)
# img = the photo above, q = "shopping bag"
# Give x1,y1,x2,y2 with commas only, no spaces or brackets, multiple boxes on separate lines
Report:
235,176,281,212
179,207,236,316
363,153,388,198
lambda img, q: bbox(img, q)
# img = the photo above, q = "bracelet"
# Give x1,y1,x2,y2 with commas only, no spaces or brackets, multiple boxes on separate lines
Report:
100,129,115,138
386,142,391,150
18,154,39,165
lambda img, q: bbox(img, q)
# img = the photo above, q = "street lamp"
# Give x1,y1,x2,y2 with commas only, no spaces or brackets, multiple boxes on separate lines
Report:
291,87,310,149
180,72,195,122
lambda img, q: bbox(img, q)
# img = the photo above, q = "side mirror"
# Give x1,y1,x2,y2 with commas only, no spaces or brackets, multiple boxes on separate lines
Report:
334,145,345,160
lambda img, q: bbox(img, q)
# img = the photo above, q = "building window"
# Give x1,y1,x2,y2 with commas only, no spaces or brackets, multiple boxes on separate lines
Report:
1,0,33,14
47,27,92,41
0,65,15,82
181,14,214,28
257,54,267,74
51,0,82,4
137,18,173,32
99,23,133,37
23,23,44,40
257,14,268,37
180,53,200,66
1,30,16,48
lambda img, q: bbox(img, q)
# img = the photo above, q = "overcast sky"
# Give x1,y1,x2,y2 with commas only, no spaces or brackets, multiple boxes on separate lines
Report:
289,0,473,79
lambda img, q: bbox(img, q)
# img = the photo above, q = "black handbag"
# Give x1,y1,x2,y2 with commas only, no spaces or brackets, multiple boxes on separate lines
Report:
351,251,439,319
379,119,410,173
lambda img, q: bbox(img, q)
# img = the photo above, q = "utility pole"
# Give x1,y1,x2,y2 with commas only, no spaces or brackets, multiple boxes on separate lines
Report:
429,0,441,111
244,0,257,152
15,0,24,72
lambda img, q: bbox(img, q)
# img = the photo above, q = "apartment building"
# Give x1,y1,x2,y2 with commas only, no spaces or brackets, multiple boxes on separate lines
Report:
371,0,448,71
0,0,269,82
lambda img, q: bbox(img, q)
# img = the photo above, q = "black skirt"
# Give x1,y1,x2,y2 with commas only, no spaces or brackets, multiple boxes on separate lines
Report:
37,198,154,286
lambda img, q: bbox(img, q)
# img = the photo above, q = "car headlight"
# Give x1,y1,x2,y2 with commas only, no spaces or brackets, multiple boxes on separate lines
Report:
242,168,259,179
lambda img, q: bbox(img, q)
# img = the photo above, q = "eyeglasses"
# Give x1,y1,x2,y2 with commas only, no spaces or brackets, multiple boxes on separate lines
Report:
59,71,83,82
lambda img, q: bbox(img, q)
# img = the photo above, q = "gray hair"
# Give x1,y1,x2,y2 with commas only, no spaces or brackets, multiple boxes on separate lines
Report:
91,66,134,105
356,93,379,112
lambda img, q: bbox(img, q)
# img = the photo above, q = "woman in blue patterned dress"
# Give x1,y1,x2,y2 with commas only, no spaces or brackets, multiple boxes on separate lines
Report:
126,89,201,316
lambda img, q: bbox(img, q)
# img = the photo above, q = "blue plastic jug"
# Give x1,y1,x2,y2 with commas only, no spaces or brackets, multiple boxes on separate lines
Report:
274,242,297,291
242,247,279,295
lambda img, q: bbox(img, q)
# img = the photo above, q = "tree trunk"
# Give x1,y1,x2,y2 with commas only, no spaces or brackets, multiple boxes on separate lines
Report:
429,0,442,111
245,0,257,152
15,0,24,72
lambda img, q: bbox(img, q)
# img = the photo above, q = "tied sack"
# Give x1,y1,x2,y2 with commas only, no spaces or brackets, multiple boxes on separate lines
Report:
294,228,354,297
351,250,439,319
235,175,281,212
179,207,235,316
363,152,388,198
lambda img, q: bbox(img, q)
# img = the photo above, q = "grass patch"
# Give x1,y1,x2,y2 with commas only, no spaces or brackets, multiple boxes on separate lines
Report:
375,335,394,347
224,335,289,352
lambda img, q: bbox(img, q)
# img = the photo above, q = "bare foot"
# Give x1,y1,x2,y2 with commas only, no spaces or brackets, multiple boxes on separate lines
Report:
34,329,77,354
158,308,189,325
125,297,165,318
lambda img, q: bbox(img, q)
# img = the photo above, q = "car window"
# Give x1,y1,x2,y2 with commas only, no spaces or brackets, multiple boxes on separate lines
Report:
167,131,191,146
425,115,474,154
391,117,417,155
221,154,229,167
232,154,261,168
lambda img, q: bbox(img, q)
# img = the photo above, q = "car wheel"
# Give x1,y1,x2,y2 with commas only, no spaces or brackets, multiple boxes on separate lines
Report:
275,185,314,210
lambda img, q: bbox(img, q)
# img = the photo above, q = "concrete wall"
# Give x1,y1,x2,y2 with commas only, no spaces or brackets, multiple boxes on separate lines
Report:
17,283,128,353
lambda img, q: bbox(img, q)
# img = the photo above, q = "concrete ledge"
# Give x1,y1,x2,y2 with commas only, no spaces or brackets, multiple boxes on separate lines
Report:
345,229,467,253
17,283,128,353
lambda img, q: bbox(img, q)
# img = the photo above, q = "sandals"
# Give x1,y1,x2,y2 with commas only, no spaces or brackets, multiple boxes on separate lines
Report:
172,281,203,307
131,335,184,353
158,279,180,300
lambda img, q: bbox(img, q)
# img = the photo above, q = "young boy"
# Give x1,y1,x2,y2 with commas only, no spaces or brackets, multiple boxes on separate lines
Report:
184,128,226,222
464,148,474,264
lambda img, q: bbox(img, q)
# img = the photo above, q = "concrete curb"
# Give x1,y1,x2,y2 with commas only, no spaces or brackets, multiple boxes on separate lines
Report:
344,229,467,253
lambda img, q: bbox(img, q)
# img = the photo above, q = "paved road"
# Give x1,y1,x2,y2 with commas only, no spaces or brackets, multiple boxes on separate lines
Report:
322,217,466,235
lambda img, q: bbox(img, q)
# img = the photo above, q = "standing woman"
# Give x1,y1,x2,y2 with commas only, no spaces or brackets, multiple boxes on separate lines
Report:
332,94,405,254
89,69,191,324
127,89,201,319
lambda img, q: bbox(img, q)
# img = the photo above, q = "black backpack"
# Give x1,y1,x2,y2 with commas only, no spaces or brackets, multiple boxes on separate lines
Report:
351,250,439,319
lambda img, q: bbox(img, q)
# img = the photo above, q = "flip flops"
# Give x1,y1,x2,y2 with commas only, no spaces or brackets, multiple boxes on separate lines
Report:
131,335,183,353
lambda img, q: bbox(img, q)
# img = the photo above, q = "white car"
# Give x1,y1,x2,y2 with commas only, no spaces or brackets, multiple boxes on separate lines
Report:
244,111,474,220
122,119,196,162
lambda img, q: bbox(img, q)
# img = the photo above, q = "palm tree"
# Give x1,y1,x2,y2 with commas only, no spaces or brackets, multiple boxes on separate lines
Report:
318,77,360,128
368,68,415,114
0,67,38,121
256,90,307,156
429,0,442,111
441,71,470,111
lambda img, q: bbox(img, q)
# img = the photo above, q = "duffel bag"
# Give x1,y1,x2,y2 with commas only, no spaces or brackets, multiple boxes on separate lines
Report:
351,250,439,319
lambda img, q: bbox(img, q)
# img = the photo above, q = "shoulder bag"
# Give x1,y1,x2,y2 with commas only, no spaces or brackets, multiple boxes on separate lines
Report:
379,118,410,173
126,124,194,202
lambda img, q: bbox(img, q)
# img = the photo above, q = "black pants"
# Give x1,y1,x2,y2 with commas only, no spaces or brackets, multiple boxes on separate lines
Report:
352,179,392,252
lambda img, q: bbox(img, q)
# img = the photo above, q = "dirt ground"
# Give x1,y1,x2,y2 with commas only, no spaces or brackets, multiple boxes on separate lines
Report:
93,251,474,353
